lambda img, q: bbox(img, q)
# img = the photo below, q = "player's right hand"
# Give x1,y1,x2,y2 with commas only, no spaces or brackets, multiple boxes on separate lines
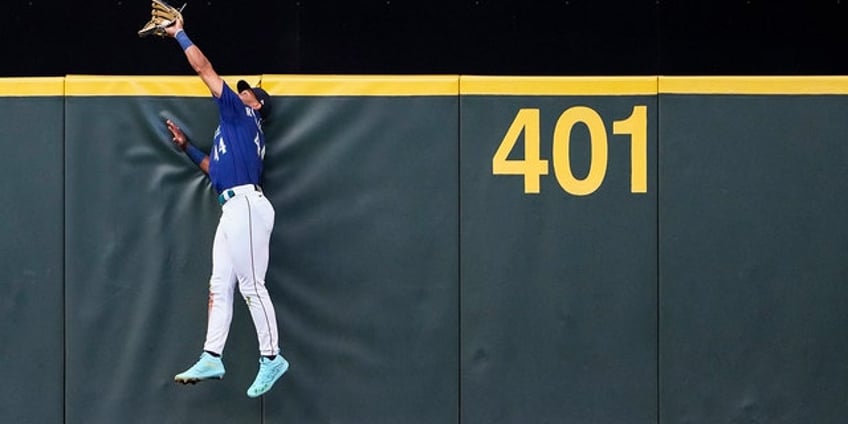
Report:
166,120,188,151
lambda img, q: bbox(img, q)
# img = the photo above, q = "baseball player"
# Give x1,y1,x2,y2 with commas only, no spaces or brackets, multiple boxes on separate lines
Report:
163,17,288,398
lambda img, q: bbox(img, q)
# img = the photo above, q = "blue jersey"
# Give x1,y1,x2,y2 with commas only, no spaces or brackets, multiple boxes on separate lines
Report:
208,82,266,194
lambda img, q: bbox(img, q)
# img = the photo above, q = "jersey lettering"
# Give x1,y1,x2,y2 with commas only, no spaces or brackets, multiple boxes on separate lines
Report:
213,137,227,162
253,133,264,159
218,138,228,155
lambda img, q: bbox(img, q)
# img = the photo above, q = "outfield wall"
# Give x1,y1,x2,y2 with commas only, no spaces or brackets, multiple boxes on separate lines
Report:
1,75,846,424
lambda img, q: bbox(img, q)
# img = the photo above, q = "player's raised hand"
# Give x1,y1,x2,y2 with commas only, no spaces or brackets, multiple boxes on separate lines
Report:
138,0,186,38
165,16,184,37
166,120,188,151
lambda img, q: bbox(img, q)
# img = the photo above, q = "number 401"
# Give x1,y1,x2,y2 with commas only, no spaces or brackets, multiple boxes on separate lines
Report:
492,105,648,195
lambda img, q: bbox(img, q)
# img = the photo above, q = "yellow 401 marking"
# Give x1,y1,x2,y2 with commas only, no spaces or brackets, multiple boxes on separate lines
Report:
492,105,648,195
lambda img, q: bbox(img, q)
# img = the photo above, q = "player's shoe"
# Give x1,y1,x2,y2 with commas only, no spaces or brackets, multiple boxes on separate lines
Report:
174,352,225,384
246,354,289,398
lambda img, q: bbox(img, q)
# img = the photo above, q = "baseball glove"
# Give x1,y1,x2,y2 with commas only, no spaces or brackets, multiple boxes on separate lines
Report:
138,0,186,37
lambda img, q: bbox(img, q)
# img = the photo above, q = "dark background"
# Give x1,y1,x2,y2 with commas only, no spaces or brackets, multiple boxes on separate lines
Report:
4,0,848,76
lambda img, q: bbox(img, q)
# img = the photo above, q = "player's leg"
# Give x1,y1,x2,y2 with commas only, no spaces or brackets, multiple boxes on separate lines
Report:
175,219,235,384
226,194,280,355
225,193,288,397
204,217,238,355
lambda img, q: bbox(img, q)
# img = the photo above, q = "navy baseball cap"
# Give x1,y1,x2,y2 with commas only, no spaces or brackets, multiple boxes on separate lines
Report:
237,80,273,123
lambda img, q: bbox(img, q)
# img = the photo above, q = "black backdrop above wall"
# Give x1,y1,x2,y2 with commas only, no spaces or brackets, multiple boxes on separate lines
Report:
4,0,848,76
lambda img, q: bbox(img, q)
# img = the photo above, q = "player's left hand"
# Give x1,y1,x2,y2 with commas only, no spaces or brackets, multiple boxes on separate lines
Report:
164,15,184,37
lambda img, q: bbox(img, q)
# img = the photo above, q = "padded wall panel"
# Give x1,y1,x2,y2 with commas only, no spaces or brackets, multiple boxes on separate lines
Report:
261,81,459,423
64,91,261,424
0,86,64,424
460,78,659,424
659,91,848,423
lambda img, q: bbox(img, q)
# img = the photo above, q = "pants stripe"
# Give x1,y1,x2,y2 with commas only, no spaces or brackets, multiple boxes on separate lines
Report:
245,196,276,356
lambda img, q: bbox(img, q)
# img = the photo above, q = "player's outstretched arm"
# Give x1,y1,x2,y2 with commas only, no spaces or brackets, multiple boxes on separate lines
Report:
165,19,224,98
167,119,210,174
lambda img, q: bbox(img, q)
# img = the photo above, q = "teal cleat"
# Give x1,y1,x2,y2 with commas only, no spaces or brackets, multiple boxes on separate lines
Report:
246,355,289,398
174,352,225,384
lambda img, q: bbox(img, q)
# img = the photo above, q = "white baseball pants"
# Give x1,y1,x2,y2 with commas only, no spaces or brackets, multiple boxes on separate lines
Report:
203,185,280,356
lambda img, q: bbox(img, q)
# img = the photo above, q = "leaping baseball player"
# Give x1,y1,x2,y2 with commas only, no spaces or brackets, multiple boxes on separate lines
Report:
145,2,288,398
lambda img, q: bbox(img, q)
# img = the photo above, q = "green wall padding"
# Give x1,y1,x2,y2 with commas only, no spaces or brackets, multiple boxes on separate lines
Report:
4,76,848,424
263,96,459,423
0,97,64,424
63,94,459,424
659,95,848,423
460,96,659,423
64,96,261,423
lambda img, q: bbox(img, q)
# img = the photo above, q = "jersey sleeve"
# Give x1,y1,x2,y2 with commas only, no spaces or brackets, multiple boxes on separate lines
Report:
214,82,242,122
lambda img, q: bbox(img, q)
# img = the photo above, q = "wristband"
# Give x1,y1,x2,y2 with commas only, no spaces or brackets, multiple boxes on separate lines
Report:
185,143,206,166
175,29,194,51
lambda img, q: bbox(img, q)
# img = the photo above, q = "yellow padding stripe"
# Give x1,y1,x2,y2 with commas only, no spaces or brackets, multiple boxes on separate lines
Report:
460,76,658,96
0,77,65,96
659,76,848,94
64,74,459,96
65,75,261,97
259,75,459,96
10,76,848,96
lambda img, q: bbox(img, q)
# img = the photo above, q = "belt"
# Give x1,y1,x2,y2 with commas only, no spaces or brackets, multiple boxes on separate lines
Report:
218,184,262,205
